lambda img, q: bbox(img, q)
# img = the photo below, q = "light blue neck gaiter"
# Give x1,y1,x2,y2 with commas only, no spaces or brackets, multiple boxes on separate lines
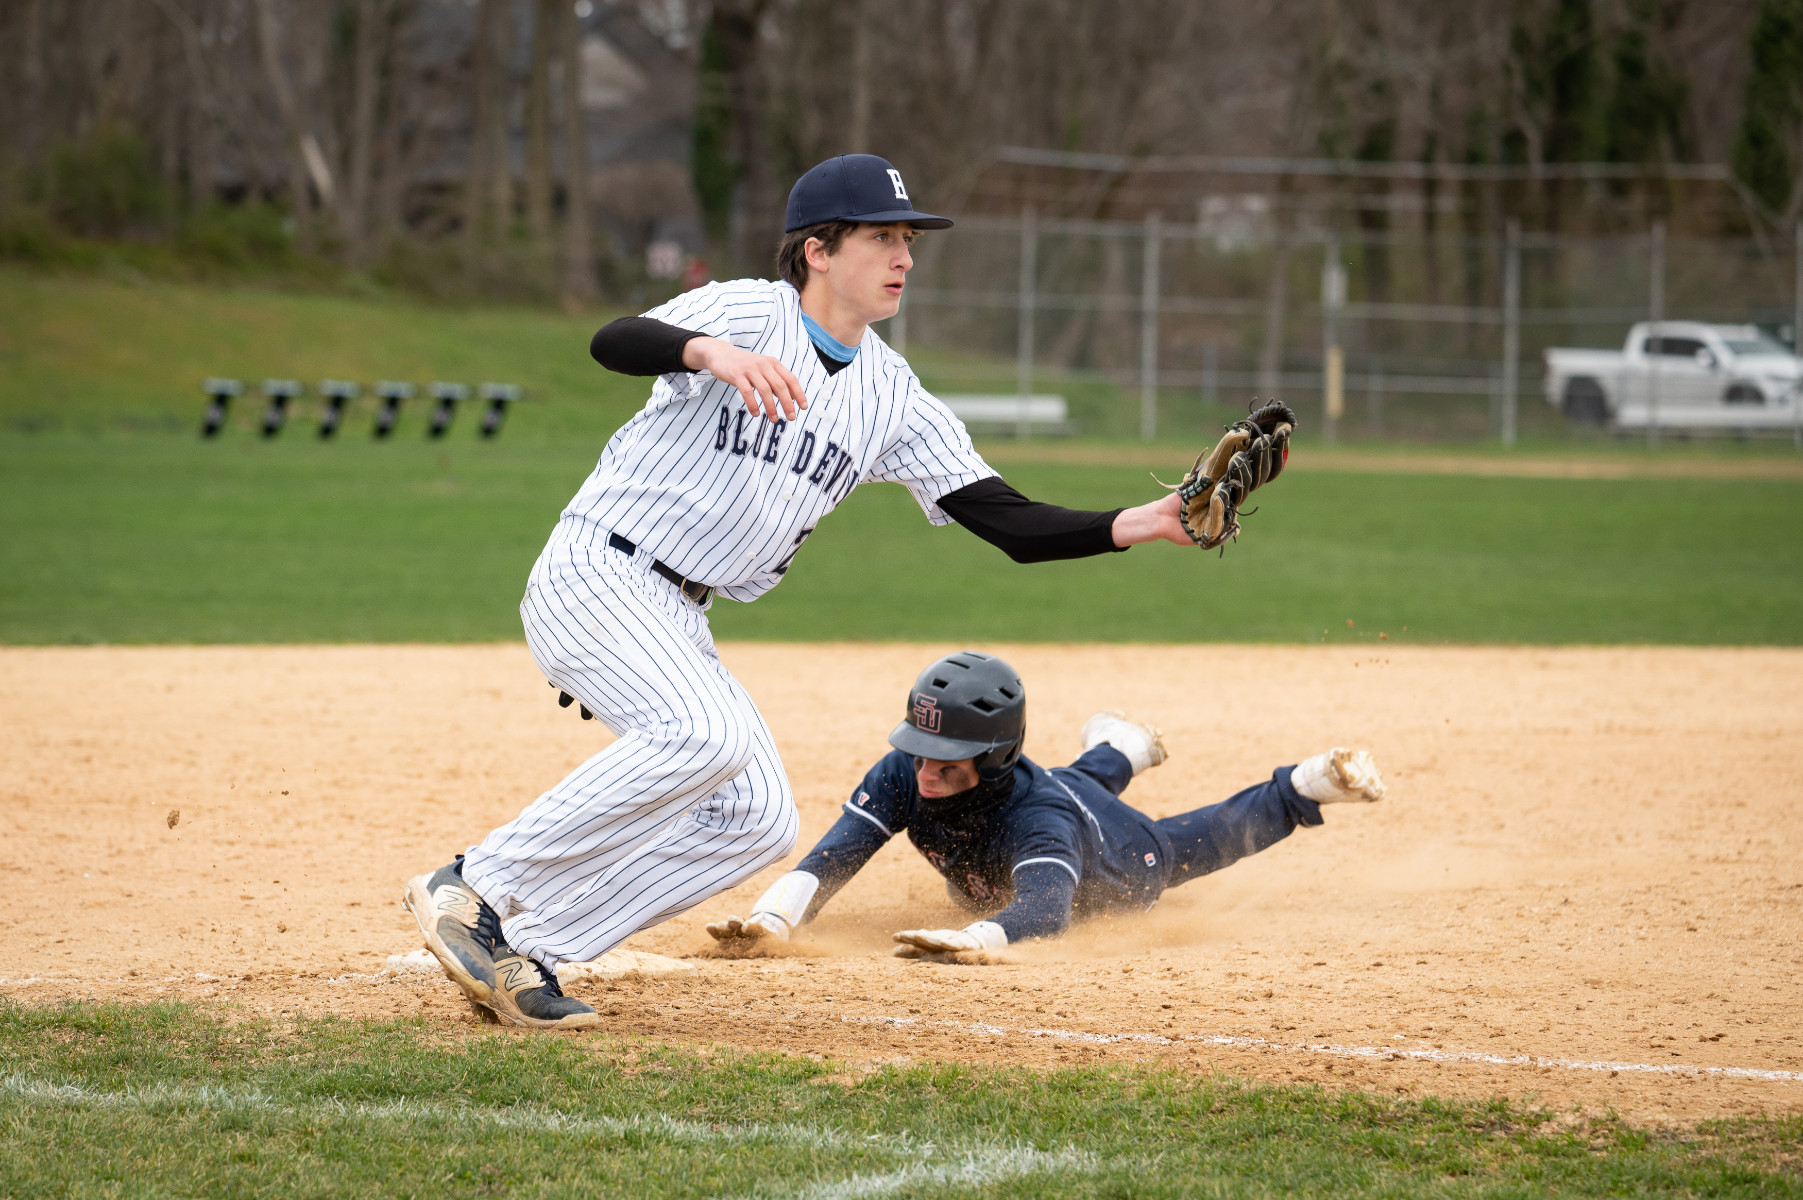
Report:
799,309,859,363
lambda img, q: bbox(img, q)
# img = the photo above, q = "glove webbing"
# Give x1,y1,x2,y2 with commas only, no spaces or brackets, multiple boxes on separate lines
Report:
1171,402,1295,551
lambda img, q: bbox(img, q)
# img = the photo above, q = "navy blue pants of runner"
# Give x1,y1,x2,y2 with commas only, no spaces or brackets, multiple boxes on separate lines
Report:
1156,766,1323,888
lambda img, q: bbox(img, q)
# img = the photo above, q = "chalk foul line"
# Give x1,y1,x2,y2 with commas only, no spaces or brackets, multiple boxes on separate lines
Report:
836,1015,1803,1084
777,1146,1094,1200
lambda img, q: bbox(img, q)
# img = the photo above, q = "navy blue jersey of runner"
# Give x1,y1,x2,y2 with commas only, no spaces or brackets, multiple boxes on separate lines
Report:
796,745,1321,942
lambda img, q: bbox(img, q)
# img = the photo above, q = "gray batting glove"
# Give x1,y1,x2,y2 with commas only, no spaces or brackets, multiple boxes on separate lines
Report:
705,912,792,942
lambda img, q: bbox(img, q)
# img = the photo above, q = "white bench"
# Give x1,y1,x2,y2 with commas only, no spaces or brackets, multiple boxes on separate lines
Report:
938,394,1071,433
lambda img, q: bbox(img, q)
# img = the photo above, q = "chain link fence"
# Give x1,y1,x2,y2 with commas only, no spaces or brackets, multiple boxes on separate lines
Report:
881,211,1803,445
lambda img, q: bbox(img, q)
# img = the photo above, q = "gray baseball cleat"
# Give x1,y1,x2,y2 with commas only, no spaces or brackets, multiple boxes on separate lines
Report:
402,858,503,1006
486,944,602,1030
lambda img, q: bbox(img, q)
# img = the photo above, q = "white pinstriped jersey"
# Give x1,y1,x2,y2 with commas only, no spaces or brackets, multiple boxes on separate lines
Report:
548,278,997,603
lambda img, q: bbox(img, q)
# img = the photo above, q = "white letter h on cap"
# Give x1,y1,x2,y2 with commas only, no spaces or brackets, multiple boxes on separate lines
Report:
886,168,908,200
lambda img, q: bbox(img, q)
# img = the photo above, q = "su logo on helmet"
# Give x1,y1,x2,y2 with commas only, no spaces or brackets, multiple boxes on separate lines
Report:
912,693,941,733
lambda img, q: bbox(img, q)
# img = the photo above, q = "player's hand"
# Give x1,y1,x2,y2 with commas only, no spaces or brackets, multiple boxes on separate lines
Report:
1111,491,1191,548
684,337,808,422
705,912,791,942
891,921,1007,958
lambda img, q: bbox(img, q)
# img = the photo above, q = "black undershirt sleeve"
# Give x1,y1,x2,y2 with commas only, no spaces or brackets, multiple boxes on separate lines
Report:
935,476,1127,564
589,316,708,376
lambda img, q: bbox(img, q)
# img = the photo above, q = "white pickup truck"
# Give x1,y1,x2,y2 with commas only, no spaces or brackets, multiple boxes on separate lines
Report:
1543,321,1801,429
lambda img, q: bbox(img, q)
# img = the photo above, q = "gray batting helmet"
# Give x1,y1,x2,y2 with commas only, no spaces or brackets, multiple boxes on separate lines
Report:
888,651,1025,774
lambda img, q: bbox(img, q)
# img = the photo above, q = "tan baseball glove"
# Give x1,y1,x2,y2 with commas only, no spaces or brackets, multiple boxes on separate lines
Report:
1165,400,1297,550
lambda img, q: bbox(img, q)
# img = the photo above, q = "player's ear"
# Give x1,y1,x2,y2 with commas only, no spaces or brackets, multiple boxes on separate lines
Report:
803,236,833,275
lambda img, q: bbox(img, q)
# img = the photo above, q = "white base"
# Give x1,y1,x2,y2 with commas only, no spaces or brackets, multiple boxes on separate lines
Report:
387,946,697,984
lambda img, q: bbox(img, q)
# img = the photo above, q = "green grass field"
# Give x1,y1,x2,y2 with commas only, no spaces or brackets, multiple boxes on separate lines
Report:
2,428,1800,644
3,1002,1797,1199
4,271,1801,646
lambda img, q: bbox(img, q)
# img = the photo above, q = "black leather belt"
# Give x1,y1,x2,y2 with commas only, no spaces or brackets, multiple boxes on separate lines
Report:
608,532,713,605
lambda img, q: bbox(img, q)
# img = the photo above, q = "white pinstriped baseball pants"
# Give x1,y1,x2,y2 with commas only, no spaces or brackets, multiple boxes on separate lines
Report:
460,541,798,970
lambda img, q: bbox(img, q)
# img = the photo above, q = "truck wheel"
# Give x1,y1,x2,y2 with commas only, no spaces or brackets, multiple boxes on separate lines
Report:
1723,383,1764,404
1562,378,1609,425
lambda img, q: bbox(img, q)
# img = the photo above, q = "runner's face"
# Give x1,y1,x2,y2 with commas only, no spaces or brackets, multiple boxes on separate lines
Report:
812,223,915,324
914,756,979,797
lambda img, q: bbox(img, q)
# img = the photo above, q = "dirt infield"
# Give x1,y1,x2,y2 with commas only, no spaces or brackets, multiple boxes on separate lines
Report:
2,643,1799,1121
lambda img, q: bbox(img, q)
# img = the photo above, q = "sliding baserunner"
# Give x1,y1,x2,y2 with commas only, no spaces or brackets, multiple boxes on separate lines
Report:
403,155,1230,1028
708,651,1385,957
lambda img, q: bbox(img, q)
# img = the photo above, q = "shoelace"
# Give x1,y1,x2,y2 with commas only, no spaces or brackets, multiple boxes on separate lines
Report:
475,904,503,953
453,856,506,953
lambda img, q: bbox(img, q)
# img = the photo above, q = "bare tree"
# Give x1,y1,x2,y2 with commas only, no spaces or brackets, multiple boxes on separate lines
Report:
848,0,873,154
525,0,556,244
487,0,516,230
4,0,53,203
252,0,332,245
709,0,771,270
146,0,219,211
375,0,420,245
345,0,386,260
466,0,503,242
560,0,596,303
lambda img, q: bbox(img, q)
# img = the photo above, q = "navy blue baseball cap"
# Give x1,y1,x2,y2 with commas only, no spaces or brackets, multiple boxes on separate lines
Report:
784,155,953,232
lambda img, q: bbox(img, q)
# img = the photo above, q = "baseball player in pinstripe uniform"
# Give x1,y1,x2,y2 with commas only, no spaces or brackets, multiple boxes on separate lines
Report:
404,155,1199,1028
708,651,1385,959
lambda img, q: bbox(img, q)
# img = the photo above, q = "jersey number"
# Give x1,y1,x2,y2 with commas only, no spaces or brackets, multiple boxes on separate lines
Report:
774,526,815,576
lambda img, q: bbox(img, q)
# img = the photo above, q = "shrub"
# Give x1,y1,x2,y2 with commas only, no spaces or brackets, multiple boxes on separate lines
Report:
38,128,170,237
0,207,67,264
177,204,294,270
